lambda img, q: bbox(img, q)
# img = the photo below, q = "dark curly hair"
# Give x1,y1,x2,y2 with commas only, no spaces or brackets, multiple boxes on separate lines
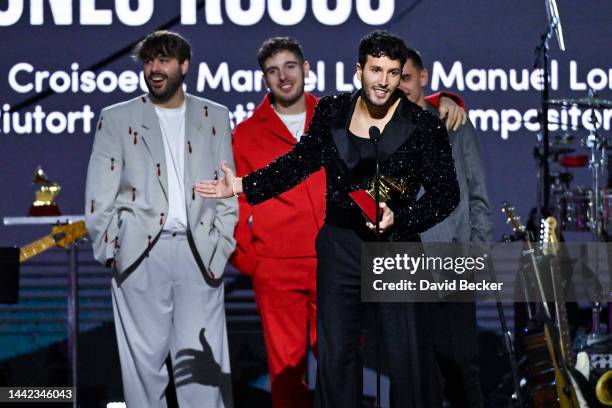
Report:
133,31,192,63
358,30,408,68
257,37,305,70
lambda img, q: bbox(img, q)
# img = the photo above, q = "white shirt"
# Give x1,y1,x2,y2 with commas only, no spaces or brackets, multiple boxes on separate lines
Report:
276,111,306,142
155,102,187,232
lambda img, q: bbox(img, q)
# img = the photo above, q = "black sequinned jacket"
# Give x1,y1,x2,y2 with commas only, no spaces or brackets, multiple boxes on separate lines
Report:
243,91,460,242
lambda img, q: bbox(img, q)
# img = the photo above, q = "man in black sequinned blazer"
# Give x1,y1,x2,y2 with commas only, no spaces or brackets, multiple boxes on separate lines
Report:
197,31,459,407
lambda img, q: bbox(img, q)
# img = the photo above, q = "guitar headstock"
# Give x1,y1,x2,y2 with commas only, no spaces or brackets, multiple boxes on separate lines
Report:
501,201,526,239
540,216,559,255
51,221,87,248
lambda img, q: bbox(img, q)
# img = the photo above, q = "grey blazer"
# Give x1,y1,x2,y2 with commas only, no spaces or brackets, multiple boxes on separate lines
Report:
85,93,237,286
420,106,492,244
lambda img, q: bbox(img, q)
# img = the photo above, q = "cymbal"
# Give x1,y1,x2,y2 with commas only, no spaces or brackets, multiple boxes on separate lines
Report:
547,96,612,109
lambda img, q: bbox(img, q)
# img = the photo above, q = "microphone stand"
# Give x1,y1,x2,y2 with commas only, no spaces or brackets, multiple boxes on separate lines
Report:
488,250,526,408
533,0,564,223
371,127,382,408
533,19,555,220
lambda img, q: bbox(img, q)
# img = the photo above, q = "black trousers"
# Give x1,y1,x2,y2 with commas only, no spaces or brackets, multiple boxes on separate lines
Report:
432,301,483,408
314,223,442,408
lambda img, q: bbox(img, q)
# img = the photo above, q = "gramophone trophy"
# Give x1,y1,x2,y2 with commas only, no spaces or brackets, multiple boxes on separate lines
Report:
348,176,407,223
28,166,62,216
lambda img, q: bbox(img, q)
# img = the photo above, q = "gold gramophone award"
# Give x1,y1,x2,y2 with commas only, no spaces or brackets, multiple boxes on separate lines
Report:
28,166,62,216
349,176,407,223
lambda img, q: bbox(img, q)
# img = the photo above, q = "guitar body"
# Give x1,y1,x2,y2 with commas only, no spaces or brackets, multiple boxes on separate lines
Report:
544,324,580,408
522,325,560,407
521,316,578,407
502,205,581,408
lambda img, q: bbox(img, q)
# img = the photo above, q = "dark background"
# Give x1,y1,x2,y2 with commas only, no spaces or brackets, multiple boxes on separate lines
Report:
1,0,611,245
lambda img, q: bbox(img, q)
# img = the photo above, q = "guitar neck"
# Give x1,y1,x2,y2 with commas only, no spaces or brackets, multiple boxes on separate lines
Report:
19,234,56,263
542,216,576,371
550,258,575,367
556,301,574,366
525,240,553,319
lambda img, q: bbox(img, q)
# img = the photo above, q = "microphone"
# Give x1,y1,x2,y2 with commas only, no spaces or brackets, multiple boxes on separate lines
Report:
369,126,381,144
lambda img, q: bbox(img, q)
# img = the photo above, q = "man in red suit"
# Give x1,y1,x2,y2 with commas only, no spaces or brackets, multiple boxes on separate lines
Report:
231,37,466,408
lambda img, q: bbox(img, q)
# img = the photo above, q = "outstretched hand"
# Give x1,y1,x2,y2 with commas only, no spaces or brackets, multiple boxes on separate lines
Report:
195,161,238,199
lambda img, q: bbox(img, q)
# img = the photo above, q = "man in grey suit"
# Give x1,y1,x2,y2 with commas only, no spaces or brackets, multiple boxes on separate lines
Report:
399,47,492,408
85,31,236,407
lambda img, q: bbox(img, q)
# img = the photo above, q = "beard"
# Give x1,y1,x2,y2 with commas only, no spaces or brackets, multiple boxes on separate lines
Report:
360,84,398,110
273,85,305,109
145,71,185,103
359,70,400,110
270,77,305,109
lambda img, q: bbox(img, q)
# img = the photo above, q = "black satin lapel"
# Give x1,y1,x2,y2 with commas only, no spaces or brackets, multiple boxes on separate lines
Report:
330,91,360,169
331,126,361,169
378,95,417,162
378,118,416,161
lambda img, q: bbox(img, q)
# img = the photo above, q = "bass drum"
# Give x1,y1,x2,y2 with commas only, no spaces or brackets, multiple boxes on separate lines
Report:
554,187,592,232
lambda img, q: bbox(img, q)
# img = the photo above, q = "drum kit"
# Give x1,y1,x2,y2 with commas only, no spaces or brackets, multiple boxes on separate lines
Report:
547,93,612,237
544,93,612,406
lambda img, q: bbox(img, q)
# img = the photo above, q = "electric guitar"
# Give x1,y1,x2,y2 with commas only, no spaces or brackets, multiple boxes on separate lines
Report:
19,221,88,263
502,203,579,407
540,217,574,367
541,217,588,407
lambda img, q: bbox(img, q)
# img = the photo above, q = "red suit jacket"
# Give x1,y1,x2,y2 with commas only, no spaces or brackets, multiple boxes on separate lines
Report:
231,91,462,276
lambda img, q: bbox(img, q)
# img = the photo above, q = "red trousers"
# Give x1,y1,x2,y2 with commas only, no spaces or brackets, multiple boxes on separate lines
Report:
253,257,317,408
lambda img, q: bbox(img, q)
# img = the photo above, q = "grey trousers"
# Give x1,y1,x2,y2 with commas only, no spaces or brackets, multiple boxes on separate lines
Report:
111,232,232,408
